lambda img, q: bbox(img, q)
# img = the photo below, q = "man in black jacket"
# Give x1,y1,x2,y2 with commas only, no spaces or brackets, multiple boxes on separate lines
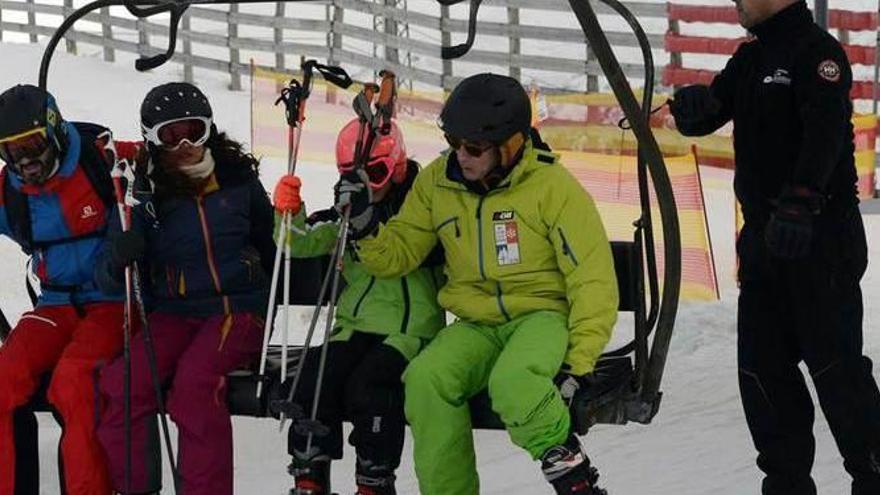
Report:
669,1,880,494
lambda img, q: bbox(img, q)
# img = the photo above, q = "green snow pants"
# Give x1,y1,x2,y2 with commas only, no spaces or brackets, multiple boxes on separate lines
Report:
403,310,571,495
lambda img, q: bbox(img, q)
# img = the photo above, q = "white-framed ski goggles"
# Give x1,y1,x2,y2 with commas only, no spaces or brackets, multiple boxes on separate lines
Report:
142,116,212,151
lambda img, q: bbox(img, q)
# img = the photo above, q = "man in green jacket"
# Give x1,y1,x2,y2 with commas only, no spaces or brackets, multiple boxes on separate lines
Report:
337,73,618,495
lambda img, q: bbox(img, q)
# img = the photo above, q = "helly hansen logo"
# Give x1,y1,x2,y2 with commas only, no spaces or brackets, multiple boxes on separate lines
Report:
492,211,515,221
763,69,791,86
80,205,99,220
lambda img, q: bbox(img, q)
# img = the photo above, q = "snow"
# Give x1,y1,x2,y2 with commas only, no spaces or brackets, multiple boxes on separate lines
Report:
0,37,878,494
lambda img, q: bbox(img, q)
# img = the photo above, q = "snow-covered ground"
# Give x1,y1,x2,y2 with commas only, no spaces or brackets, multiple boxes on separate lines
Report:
0,40,878,494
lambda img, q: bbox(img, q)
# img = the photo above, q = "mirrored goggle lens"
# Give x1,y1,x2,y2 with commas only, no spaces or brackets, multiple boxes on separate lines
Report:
156,118,209,149
0,129,50,165
336,158,393,188
364,158,392,187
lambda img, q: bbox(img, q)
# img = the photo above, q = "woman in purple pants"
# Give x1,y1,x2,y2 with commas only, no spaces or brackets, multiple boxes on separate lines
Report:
94,82,275,495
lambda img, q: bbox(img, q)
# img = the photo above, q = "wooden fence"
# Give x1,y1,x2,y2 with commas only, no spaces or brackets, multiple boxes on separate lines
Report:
0,0,670,92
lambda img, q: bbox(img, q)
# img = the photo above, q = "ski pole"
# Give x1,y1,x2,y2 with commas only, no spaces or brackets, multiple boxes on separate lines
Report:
256,60,351,398
104,137,180,494
276,71,395,431
276,218,344,430
293,71,398,448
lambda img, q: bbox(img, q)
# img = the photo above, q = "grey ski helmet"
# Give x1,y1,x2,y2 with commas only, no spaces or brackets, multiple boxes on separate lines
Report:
438,73,531,144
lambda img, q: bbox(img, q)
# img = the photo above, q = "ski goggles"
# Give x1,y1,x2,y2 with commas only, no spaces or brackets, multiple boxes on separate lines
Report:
142,116,212,151
0,127,52,166
338,155,395,189
444,134,494,158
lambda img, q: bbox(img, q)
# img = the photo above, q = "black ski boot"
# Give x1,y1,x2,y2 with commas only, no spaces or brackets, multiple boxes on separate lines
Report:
289,453,333,495
541,435,607,495
354,457,397,495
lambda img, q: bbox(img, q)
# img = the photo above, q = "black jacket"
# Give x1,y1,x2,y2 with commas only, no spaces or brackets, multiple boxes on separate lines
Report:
676,1,857,222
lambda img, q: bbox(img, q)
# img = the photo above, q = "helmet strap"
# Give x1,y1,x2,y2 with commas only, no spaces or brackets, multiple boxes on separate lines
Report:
498,131,526,168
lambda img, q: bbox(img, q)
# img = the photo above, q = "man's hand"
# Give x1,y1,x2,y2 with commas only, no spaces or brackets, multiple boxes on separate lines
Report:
765,186,823,259
669,85,722,127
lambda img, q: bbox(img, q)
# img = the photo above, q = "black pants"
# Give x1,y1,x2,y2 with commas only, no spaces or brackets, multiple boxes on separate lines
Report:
13,407,39,495
285,332,409,473
738,208,880,495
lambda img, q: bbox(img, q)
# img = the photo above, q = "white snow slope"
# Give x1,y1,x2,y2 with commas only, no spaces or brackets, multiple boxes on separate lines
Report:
0,41,878,495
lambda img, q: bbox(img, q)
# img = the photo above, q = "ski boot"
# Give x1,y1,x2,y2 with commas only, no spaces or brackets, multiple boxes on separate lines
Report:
289,453,334,495
541,435,607,495
354,456,397,495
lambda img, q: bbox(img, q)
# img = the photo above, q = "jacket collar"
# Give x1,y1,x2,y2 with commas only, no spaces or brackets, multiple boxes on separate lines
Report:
441,139,556,195
750,1,812,42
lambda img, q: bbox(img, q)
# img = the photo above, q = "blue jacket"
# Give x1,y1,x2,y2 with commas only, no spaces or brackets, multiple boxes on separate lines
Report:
0,122,122,307
96,149,276,318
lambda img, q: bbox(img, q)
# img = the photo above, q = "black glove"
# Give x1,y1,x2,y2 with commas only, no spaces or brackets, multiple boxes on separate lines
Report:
334,170,377,239
669,85,722,127
108,230,146,268
765,186,823,259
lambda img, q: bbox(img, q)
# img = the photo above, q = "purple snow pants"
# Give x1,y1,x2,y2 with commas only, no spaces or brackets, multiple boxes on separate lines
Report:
97,311,264,495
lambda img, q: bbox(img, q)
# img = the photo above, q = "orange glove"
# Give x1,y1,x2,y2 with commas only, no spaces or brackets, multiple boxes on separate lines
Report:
273,175,303,214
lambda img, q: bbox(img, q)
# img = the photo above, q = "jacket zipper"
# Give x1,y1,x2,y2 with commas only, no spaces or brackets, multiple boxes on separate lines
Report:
558,228,579,266
353,276,376,317
495,281,511,321
476,197,486,280
196,197,224,294
399,277,411,334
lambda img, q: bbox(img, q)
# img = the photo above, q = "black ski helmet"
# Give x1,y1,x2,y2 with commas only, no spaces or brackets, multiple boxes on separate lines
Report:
438,73,531,144
0,84,66,151
140,82,214,140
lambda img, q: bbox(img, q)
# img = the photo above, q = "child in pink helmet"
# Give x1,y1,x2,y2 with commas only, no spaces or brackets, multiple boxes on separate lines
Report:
273,118,445,495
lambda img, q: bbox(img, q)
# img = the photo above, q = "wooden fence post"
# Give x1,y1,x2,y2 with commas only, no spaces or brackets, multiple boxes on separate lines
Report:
26,0,37,43
100,6,114,62
274,2,285,72
440,4,452,91
182,11,193,83
327,0,345,104
137,17,149,59
507,6,521,82
228,4,242,90
63,0,77,55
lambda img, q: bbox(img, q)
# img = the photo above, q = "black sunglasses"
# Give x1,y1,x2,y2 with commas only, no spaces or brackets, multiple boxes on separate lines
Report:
444,134,494,158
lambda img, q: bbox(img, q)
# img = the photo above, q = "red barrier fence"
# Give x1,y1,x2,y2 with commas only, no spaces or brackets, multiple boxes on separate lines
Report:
664,4,879,101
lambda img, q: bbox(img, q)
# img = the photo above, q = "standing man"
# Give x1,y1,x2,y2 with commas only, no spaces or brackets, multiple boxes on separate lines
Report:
336,73,618,495
0,84,125,495
669,1,880,494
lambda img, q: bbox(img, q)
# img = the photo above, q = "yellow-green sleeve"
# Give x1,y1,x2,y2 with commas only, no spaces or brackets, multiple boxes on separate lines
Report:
547,171,619,375
356,165,440,278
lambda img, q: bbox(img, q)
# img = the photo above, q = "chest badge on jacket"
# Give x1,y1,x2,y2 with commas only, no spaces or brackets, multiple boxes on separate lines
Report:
763,68,792,86
817,60,841,83
492,210,520,266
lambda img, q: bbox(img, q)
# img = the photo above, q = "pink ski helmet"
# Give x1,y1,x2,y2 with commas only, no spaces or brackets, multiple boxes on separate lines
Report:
335,118,407,189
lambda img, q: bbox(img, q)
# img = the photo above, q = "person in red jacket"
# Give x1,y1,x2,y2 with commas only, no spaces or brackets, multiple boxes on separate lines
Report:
0,84,125,495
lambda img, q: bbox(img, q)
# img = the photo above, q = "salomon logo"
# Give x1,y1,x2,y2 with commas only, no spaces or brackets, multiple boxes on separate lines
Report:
80,205,98,220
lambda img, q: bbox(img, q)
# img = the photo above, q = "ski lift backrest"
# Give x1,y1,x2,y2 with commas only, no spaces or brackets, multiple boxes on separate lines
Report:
610,240,642,314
